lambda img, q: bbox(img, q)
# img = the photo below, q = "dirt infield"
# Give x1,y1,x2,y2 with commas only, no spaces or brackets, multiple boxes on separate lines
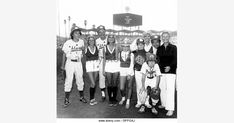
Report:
56,48,177,118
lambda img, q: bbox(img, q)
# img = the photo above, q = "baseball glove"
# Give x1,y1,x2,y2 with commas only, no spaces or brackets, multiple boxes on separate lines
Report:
150,87,160,100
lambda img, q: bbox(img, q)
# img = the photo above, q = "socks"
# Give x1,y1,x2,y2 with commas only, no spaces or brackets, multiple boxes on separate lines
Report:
107,87,112,102
126,99,130,105
101,88,106,97
89,87,95,100
79,91,84,98
65,92,70,99
113,86,118,102
120,90,125,97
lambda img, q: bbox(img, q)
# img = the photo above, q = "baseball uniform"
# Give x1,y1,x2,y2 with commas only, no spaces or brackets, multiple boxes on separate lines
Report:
62,39,84,92
96,37,107,89
140,62,161,105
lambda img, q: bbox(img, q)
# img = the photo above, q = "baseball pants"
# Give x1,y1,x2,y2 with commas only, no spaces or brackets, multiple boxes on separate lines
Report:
99,59,105,89
64,60,84,92
159,73,176,111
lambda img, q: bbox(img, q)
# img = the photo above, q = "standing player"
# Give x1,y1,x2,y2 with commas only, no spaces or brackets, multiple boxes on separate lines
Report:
138,54,161,114
132,38,147,108
103,34,120,106
96,25,107,101
118,38,134,109
157,32,177,116
85,34,99,105
62,27,87,107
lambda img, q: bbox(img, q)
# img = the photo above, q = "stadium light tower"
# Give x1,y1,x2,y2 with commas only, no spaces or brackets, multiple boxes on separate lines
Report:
68,16,71,34
64,19,67,38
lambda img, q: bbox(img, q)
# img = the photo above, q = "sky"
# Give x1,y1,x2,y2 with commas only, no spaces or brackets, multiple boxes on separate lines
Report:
57,0,177,37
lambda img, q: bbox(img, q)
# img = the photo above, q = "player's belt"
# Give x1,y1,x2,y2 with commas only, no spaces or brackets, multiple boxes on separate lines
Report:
147,76,154,79
71,59,78,62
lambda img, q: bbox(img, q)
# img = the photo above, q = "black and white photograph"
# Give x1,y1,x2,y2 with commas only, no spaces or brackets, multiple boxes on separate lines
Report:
56,0,177,121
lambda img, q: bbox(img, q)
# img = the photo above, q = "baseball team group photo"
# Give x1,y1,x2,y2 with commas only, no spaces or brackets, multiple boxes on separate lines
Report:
56,0,177,119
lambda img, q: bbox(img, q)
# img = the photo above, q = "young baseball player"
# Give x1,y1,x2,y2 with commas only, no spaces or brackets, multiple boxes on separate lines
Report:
62,26,87,107
96,25,107,101
138,54,161,114
103,34,120,106
85,34,99,105
132,38,147,108
118,38,134,109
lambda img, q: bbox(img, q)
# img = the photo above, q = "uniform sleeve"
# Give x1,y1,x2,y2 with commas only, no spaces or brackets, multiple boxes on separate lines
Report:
155,64,162,76
62,41,72,58
140,62,147,75
62,41,68,54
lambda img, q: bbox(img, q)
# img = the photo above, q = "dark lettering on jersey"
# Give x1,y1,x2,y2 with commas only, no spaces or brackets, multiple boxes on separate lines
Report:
146,69,156,79
71,46,82,52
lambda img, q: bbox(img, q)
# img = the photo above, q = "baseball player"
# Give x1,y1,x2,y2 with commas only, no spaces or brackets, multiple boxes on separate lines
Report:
138,54,161,114
118,38,134,109
132,38,147,108
85,34,99,105
157,32,177,116
62,26,87,107
96,25,107,101
103,34,120,106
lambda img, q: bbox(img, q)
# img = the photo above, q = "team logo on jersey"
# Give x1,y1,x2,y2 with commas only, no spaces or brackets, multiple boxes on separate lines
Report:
146,69,156,79
135,55,145,65
71,46,82,52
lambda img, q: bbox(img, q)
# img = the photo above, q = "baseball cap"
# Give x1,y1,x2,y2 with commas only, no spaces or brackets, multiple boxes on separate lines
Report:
70,26,82,36
151,35,160,40
136,38,145,45
97,25,106,31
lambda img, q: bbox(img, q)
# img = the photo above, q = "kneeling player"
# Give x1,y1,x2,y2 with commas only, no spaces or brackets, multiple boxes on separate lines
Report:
138,54,161,114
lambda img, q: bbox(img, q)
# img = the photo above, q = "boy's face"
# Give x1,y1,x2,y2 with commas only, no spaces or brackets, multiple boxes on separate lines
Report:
148,61,156,68
137,43,144,50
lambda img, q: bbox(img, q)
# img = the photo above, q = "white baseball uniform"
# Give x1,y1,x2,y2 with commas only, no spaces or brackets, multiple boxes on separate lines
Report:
96,37,107,89
62,39,84,92
140,62,162,105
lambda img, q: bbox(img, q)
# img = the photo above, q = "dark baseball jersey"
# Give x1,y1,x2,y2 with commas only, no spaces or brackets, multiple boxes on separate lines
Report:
133,49,147,71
